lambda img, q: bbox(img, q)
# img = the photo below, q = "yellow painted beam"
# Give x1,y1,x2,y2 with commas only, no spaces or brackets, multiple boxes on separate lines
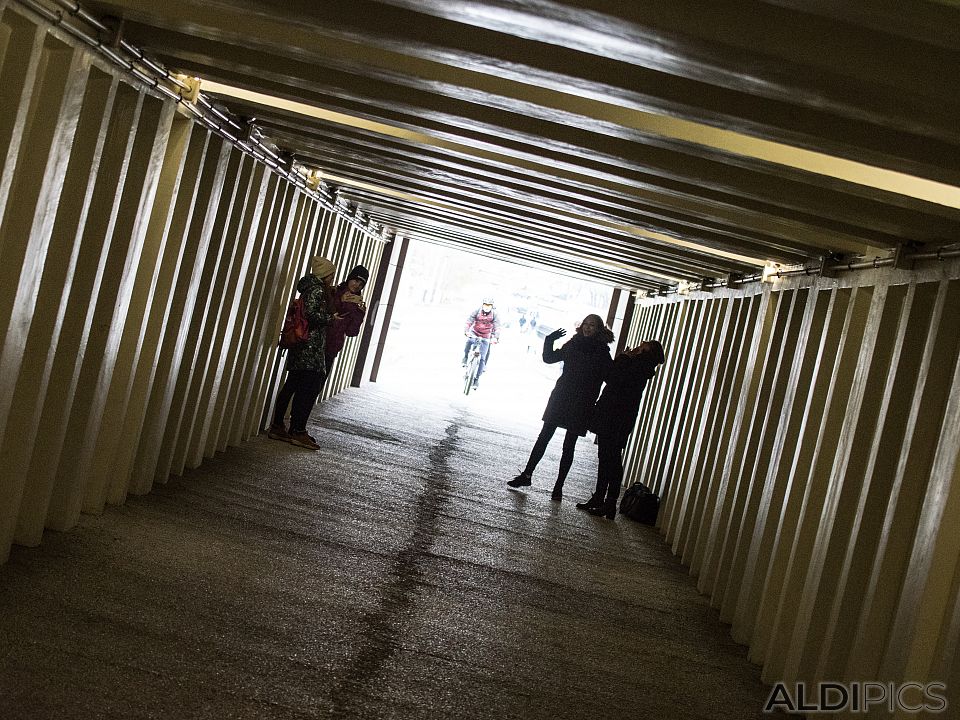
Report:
200,80,772,270
199,79,960,212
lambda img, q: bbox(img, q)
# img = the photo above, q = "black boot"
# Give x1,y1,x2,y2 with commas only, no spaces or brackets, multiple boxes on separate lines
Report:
507,470,532,488
588,498,617,520
575,492,603,511
551,481,563,501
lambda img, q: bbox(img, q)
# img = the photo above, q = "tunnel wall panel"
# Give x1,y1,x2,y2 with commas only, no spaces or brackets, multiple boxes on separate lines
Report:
622,267,960,696
0,6,387,562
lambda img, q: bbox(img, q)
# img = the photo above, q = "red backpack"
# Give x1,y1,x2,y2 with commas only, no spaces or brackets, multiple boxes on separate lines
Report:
279,297,309,349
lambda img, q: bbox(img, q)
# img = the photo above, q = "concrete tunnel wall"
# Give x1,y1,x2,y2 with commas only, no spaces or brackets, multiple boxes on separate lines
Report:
0,4,387,565
616,264,960,706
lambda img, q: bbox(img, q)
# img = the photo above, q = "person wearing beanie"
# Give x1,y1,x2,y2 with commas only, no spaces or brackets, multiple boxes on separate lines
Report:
579,340,665,519
269,255,336,450
323,264,370,382
310,256,335,281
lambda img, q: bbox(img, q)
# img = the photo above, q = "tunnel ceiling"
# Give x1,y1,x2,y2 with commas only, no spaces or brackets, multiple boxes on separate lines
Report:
83,0,960,290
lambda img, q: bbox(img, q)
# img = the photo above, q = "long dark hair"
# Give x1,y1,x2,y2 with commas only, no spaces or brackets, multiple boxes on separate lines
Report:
577,314,615,345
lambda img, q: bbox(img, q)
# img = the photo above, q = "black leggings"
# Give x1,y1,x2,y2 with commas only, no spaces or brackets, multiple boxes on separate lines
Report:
524,423,580,487
273,368,325,433
595,437,625,502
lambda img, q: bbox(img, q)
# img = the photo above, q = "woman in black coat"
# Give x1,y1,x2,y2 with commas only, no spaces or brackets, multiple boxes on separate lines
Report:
579,340,665,519
508,314,614,500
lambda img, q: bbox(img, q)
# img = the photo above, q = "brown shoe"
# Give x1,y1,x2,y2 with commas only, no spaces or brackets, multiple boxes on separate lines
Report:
288,431,320,450
267,423,290,441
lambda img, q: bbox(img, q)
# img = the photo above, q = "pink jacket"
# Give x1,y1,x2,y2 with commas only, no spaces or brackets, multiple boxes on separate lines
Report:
325,283,366,357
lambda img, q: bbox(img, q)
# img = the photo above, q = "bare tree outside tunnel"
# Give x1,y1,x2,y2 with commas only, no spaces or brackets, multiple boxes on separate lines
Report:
376,241,614,424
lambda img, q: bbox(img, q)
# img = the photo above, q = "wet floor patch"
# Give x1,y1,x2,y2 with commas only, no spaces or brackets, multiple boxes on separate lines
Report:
310,417,403,444
328,420,459,717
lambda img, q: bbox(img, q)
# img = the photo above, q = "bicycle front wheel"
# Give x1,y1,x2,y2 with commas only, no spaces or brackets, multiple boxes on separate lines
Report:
464,357,479,395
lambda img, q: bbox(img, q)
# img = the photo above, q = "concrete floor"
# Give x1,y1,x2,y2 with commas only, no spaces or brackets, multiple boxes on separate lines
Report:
0,386,774,719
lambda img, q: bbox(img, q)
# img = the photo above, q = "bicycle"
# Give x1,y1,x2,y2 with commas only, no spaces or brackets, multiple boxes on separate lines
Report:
462,333,489,395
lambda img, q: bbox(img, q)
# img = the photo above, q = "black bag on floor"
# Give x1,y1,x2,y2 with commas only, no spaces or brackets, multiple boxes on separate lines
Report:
619,481,660,525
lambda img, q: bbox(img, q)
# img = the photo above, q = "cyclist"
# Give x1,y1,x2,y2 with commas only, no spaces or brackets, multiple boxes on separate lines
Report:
462,298,500,389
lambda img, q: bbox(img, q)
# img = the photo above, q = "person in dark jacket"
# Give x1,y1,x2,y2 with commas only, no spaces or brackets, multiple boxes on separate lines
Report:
324,264,369,381
578,340,665,519
508,314,614,500
268,256,335,450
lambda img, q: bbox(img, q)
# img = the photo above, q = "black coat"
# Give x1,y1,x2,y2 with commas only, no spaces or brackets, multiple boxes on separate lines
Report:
541,333,612,435
590,353,659,447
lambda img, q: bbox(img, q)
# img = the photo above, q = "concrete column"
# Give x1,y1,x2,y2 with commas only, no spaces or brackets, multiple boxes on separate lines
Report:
814,282,939,680
761,285,874,683
181,153,262,470
46,92,175,529
626,301,684,491
8,76,144,537
227,180,299,446
604,288,620,330
367,235,409,383
81,114,194,513
352,238,394,388
616,291,637,355
161,148,249,477
749,287,852,665
0,10,43,234
10,70,116,543
732,287,830,643
689,296,758,575
669,298,729,559
0,40,97,555
879,281,960,695
200,163,271,460
702,289,779,608
783,283,904,685
130,134,232,492
343,237,386,388
222,173,286,444
216,173,287,450
105,120,205,502
0,39,88,428
657,299,711,537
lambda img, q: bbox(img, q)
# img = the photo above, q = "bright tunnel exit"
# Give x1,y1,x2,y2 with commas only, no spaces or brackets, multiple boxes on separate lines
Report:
374,241,614,427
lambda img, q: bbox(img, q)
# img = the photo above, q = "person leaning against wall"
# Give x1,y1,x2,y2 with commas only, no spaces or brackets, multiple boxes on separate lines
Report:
323,264,369,383
579,340,665,519
268,256,335,450
507,314,614,500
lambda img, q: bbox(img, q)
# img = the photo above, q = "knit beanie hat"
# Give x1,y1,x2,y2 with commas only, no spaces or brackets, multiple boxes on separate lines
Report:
346,264,370,284
310,256,335,280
